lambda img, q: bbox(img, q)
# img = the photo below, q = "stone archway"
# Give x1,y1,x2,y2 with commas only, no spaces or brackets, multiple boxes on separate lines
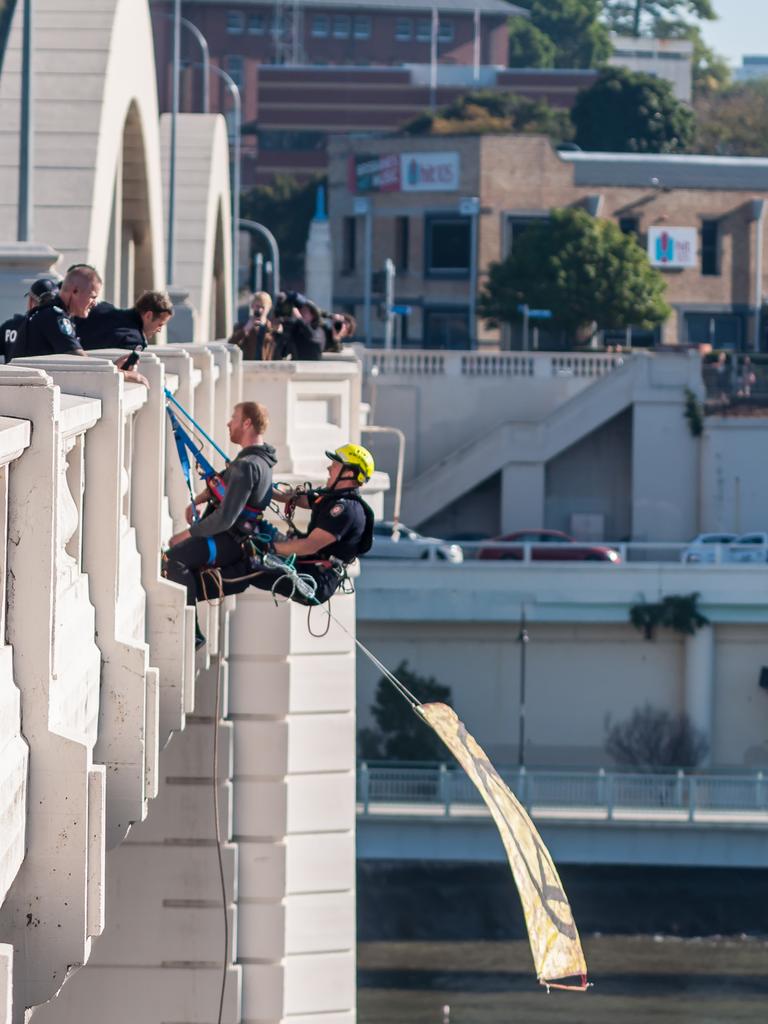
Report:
0,0,164,296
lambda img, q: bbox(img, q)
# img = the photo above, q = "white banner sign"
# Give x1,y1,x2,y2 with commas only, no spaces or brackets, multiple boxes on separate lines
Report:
400,152,460,192
647,226,698,268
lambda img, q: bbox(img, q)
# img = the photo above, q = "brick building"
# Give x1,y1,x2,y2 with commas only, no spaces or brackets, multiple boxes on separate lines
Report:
150,0,600,185
327,132,768,350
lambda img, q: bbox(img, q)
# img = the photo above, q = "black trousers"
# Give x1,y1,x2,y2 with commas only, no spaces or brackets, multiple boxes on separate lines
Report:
163,533,246,606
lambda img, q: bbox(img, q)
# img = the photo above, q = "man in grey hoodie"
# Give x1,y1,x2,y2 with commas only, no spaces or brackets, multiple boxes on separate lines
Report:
164,400,277,647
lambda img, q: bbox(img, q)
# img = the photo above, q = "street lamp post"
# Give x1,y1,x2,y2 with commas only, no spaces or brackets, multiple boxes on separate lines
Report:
159,11,211,113
167,0,181,286
239,219,281,297
18,0,33,241
186,63,242,316
517,606,529,767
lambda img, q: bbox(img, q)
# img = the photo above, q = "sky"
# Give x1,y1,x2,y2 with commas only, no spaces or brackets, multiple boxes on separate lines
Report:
699,0,766,67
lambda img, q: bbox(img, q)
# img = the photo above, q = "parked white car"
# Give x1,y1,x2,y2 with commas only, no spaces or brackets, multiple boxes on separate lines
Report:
368,521,464,563
680,533,736,564
728,532,768,564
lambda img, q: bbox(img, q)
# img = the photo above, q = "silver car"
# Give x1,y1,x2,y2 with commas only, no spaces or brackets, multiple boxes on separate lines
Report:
728,532,768,564
368,521,464,562
680,532,736,564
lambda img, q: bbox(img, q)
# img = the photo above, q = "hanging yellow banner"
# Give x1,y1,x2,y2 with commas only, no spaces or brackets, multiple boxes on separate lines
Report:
417,702,588,990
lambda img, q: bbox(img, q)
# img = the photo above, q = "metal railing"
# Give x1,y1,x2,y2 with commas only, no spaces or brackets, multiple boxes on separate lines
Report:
369,538,768,566
357,764,768,822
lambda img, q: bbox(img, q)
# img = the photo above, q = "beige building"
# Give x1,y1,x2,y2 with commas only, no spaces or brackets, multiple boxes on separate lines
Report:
328,133,768,350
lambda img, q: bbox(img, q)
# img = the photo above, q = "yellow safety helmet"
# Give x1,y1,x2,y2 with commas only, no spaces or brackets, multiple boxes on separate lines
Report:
325,443,375,484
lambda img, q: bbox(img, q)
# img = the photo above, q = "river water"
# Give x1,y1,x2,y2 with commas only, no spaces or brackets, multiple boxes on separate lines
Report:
358,863,768,1023
359,935,768,1023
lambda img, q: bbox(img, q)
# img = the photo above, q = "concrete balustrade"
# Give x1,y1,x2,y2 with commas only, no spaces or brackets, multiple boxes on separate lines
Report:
0,348,368,1024
0,367,104,1020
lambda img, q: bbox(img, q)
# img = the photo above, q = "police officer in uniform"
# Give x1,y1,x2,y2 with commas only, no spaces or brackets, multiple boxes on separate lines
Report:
250,442,376,605
2,276,60,362
16,265,101,359
163,401,277,648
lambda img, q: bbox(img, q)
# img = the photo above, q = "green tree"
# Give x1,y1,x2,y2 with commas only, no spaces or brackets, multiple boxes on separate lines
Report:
239,173,323,288
403,89,573,141
571,67,695,152
517,0,611,69
508,19,556,68
603,0,715,37
479,207,670,340
357,662,453,762
694,80,768,156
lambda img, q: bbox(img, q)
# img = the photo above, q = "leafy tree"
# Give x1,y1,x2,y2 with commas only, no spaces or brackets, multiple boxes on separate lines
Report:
403,90,573,141
571,67,695,152
693,80,768,156
604,1,728,95
357,661,453,762
519,0,611,69
603,0,715,37
479,207,670,340
605,703,708,769
239,173,323,289
508,19,556,69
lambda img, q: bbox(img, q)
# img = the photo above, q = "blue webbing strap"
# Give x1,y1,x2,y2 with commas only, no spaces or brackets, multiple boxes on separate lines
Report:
166,407,202,522
164,388,230,466
206,537,218,565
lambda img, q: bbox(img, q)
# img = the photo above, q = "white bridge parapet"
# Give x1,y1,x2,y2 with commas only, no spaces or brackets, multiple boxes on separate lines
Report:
0,348,367,1024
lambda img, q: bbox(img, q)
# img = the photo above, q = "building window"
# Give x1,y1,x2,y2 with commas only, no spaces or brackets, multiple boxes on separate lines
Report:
225,55,244,89
353,15,371,39
416,18,431,41
395,17,412,40
248,14,265,34
226,10,244,34
505,215,545,254
333,14,351,37
342,217,357,274
619,216,639,236
311,14,329,37
423,307,471,349
438,19,454,42
685,312,742,349
701,219,719,276
395,216,409,271
425,215,471,277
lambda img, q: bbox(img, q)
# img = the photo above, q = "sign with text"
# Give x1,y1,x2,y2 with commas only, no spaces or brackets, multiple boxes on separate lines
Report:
401,151,460,192
350,151,460,193
647,226,698,268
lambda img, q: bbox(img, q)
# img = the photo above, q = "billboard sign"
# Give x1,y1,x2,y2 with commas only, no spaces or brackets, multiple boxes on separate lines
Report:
350,151,460,193
401,151,460,191
647,226,697,268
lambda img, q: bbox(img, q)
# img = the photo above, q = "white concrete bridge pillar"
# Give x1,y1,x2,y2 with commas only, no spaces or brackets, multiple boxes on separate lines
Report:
684,624,715,763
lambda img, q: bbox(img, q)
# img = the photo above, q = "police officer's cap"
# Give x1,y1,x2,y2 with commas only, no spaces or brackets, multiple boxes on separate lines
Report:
25,277,60,299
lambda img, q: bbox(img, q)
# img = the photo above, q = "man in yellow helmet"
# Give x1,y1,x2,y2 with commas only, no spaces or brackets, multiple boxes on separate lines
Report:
243,442,376,604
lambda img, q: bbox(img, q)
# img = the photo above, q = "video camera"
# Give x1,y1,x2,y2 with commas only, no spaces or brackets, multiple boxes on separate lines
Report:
273,290,308,319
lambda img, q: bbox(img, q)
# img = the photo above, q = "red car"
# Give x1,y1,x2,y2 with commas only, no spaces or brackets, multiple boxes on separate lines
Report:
478,530,621,563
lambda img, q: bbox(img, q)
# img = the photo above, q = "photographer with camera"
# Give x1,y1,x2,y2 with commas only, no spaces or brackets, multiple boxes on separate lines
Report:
273,291,324,361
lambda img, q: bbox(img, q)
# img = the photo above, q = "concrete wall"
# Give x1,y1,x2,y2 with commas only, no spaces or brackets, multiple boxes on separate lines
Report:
356,560,768,769
700,416,768,535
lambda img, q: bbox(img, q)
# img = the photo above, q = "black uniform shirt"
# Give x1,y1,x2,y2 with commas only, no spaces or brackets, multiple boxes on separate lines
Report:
310,493,367,560
22,299,83,357
1,313,25,362
75,303,147,351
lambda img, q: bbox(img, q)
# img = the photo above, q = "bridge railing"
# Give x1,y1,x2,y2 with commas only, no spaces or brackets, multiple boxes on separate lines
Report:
362,349,626,380
357,764,768,821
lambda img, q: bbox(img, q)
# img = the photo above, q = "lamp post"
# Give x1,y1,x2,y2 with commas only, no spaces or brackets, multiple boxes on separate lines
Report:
239,219,281,296
18,0,33,241
186,63,242,316
166,0,181,286
517,606,529,767
159,10,210,113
